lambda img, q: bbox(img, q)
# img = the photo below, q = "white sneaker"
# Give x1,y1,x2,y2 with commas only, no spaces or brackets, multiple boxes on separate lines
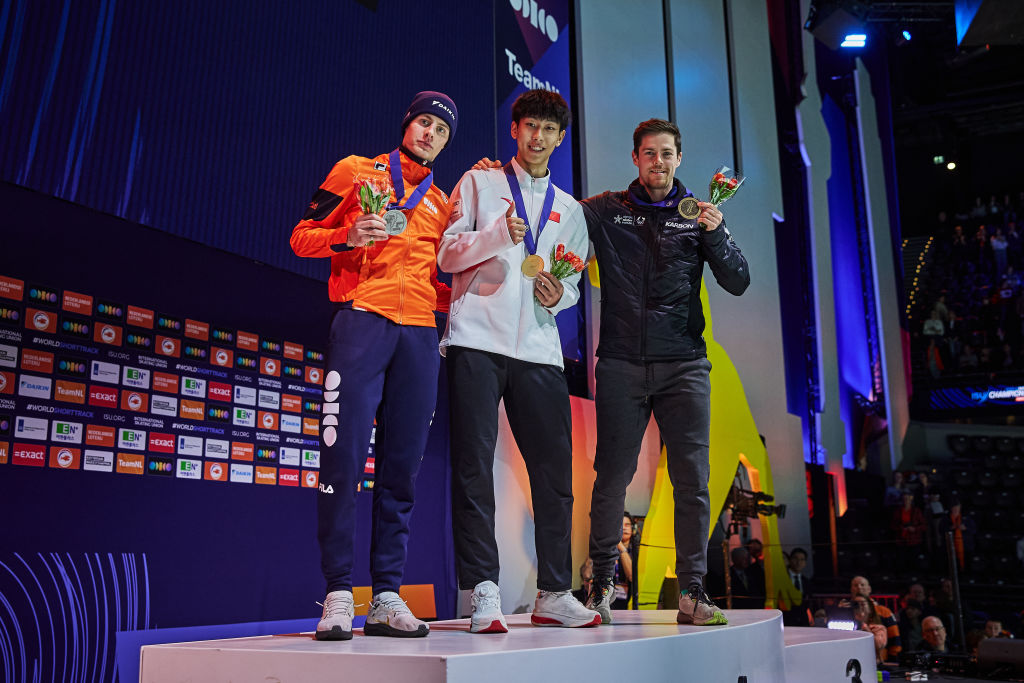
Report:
364,591,429,638
531,590,601,627
315,590,354,641
470,580,508,633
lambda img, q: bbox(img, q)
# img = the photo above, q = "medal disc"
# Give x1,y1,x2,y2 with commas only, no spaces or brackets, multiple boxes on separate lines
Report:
678,197,700,220
521,254,544,278
384,210,408,236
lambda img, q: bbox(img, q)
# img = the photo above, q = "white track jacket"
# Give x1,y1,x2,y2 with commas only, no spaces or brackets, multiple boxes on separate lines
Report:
438,158,588,369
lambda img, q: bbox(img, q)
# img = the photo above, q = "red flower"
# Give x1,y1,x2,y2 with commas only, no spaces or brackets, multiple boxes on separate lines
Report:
727,178,738,189
556,243,565,260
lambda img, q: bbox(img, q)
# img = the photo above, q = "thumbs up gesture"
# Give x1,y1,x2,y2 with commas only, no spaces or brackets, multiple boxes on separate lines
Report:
505,200,527,245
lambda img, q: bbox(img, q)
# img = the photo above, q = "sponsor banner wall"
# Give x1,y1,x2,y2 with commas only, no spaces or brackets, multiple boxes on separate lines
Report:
1,185,457,683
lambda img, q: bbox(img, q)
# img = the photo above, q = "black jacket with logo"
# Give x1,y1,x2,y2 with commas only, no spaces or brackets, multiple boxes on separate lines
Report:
580,178,750,361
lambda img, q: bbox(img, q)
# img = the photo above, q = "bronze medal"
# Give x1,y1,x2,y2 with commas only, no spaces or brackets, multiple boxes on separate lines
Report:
678,197,700,220
521,254,544,278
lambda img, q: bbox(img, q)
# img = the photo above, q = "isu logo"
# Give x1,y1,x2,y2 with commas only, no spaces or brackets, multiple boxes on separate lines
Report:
100,325,116,343
33,310,51,331
56,448,74,468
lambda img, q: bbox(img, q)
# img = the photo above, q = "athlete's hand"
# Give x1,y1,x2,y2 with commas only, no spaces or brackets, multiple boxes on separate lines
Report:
697,202,723,231
347,213,389,247
534,271,563,307
473,157,503,171
506,201,527,245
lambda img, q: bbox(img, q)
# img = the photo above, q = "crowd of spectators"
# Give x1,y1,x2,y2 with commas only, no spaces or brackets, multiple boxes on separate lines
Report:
914,192,1024,380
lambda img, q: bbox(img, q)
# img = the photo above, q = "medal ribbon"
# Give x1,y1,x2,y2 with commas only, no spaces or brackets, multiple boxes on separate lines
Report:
504,162,555,256
387,149,433,211
628,184,683,208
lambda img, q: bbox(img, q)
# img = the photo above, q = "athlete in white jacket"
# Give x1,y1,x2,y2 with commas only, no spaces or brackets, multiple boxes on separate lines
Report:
437,89,597,633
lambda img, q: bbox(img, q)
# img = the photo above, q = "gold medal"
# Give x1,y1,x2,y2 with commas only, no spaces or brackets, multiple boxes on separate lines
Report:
521,254,544,278
678,197,700,220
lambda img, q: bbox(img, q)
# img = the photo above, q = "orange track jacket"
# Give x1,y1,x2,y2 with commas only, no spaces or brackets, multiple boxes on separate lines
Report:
290,151,452,326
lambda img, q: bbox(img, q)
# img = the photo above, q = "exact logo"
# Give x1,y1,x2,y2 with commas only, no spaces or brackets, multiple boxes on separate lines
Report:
279,468,300,487
148,432,175,453
88,386,118,408
12,443,46,467
208,382,231,402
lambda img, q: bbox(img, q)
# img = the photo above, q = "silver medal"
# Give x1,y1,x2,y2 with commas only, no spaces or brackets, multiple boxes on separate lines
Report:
384,210,408,236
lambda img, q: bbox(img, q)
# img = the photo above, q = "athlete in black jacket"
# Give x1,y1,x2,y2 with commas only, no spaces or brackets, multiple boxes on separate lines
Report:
583,119,749,626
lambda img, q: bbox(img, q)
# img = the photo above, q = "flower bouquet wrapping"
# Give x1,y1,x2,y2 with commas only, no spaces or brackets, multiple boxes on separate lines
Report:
701,166,745,229
355,175,393,246
549,243,586,280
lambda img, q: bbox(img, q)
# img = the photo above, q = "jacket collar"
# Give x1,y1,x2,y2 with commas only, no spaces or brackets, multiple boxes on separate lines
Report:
626,177,691,209
509,157,551,192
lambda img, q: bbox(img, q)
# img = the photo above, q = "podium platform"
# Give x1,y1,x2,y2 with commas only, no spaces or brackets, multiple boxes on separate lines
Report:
140,610,786,682
784,626,877,682
139,610,877,682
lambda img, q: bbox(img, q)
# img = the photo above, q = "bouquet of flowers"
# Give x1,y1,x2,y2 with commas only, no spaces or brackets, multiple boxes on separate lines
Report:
549,243,586,280
707,166,745,207
356,175,393,246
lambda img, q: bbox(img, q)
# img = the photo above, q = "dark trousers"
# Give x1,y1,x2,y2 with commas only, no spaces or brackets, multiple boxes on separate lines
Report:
589,356,712,588
317,308,439,594
447,346,573,591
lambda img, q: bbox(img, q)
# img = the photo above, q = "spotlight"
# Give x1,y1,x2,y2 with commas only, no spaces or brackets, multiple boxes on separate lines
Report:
841,33,867,47
902,30,912,41
947,162,957,170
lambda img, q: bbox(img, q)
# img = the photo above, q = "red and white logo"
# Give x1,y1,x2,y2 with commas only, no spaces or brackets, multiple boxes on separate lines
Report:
208,382,231,402
148,432,175,454
157,336,180,357
212,348,232,367
303,471,319,488
261,357,279,377
305,366,322,385
89,386,118,408
279,468,300,486
12,443,46,467
33,310,52,331
205,461,226,481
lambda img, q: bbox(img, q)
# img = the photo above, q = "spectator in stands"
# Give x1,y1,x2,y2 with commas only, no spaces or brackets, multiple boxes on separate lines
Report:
985,619,1011,639
923,311,945,337
782,547,812,626
572,557,594,605
728,546,761,608
899,598,925,651
926,338,944,378
971,197,987,220
744,538,766,606
884,471,905,507
939,499,976,569
893,491,926,567
852,595,889,664
932,295,950,323
921,616,949,653
952,224,967,249
959,344,979,371
847,575,902,660
611,512,634,609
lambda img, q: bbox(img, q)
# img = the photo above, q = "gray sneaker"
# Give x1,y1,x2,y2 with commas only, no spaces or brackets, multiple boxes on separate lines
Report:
532,590,601,627
315,590,354,641
677,583,728,626
364,591,429,638
585,576,615,625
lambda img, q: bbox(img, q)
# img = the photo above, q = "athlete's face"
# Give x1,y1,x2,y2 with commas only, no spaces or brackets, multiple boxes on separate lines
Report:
402,113,449,162
511,117,565,170
633,133,681,194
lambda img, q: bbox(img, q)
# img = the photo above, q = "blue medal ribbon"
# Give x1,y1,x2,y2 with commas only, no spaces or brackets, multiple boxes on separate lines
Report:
504,162,556,256
628,184,683,208
387,149,433,212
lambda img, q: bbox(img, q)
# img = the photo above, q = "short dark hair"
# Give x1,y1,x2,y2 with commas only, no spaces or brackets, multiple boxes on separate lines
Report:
790,547,808,559
512,89,571,131
633,119,681,155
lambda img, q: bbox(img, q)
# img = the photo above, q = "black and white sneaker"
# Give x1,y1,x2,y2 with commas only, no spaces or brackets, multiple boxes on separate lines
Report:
585,576,615,625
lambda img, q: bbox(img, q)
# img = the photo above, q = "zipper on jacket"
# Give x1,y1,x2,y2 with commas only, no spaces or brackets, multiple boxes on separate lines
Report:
639,208,655,361
398,234,410,324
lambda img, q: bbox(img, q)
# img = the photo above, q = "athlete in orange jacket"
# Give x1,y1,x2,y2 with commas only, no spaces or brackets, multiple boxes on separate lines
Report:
293,91,456,641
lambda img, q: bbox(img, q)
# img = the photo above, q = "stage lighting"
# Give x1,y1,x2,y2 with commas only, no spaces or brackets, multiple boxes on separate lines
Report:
841,33,867,48
826,606,856,630
902,30,912,41
805,0,869,50
947,162,957,170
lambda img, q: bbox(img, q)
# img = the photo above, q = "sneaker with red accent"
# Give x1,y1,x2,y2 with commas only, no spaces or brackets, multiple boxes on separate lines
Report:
469,580,508,633
531,590,601,627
